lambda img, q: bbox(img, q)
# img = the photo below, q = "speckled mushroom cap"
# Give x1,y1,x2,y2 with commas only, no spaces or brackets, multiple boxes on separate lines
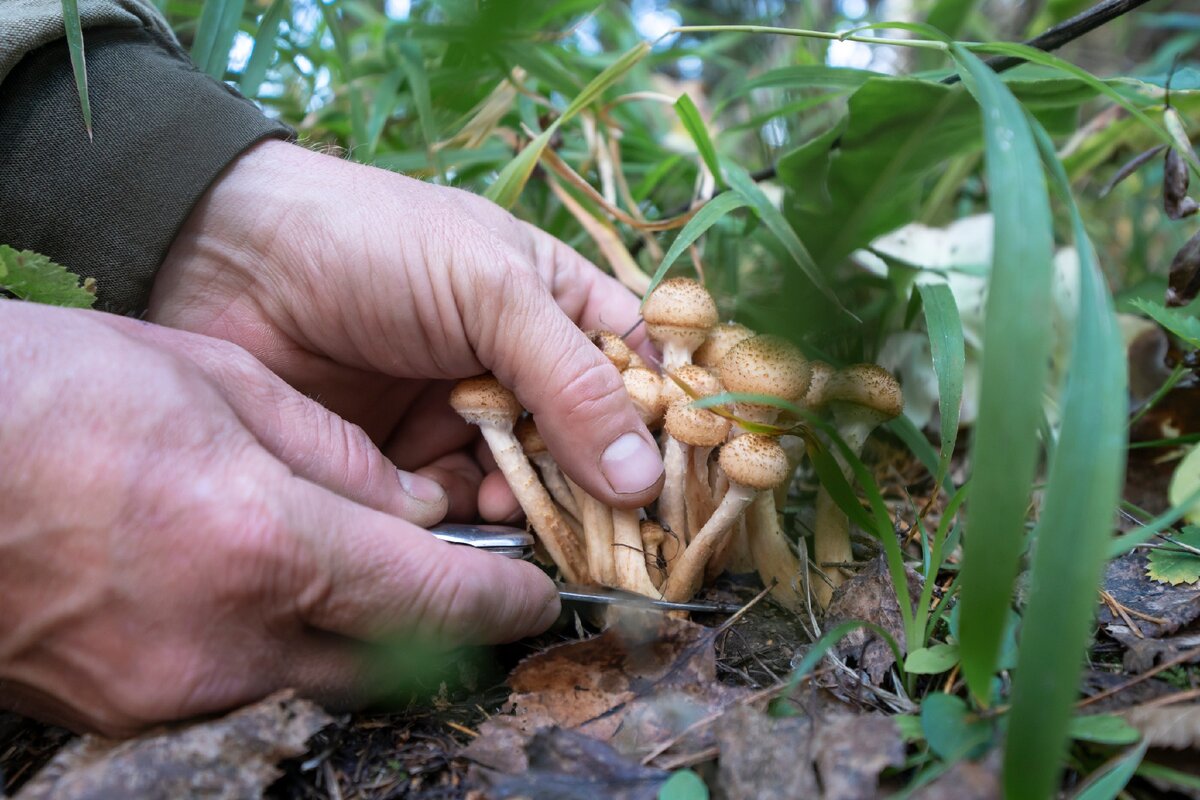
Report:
623,368,667,428
717,433,790,490
514,416,547,455
693,322,755,369
665,400,732,448
825,364,903,419
661,364,723,406
586,329,633,372
642,278,719,352
803,360,836,410
719,335,811,404
449,375,523,427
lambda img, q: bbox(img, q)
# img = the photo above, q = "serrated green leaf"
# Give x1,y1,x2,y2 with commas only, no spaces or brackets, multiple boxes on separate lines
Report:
904,643,960,674
0,246,96,308
1130,298,1200,349
1068,715,1141,745
60,0,92,137
658,769,708,800
674,93,723,186
1146,526,1200,585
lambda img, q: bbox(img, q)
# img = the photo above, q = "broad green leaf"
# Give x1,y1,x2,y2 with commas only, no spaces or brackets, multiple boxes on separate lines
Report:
486,42,650,208
949,45,1056,709
918,283,965,489
1002,116,1127,800
920,693,994,763
893,714,924,742
240,0,288,96
643,193,748,305
658,769,708,800
725,163,849,318
904,643,960,674
1145,526,1200,585
674,93,723,186
1072,742,1149,800
1130,298,1200,349
192,0,247,79
60,0,92,137
777,76,1082,268
925,0,977,41
0,246,96,308
1068,715,1141,745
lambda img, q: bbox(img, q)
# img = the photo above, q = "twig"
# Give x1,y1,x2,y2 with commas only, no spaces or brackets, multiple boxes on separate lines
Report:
1078,645,1200,709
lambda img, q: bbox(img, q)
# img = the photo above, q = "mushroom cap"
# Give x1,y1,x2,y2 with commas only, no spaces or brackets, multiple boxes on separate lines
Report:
665,400,732,447
803,360,836,410
586,329,633,372
623,367,667,428
693,322,755,369
661,364,723,406
719,335,811,405
718,433,790,490
514,416,547,455
825,364,903,420
449,375,523,427
640,520,666,547
642,278,719,352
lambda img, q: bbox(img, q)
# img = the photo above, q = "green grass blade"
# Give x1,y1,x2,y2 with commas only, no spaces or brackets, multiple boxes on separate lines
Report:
642,193,747,305
949,44,1055,707
240,0,288,96
1071,742,1149,800
779,620,905,704
192,0,247,79
674,93,723,186
1002,116,1128,800
397,41,438,172
365,69,404,159
486,42,650,209
318,0,368,149
60,0,92,138
724,163,852,320
918,283,965,489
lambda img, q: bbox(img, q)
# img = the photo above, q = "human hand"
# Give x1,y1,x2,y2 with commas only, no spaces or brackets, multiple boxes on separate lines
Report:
0,302,558,736
148,140,664,522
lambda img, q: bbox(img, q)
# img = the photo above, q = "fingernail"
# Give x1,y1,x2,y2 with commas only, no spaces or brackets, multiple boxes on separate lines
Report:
600,432,663,495
398,471,445,505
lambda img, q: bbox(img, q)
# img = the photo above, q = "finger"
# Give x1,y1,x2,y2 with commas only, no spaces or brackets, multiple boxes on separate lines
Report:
413,451,483,521
122,322,449,527
289,477,560,644
383,381,478,471
467,256,663,509
478,469,521,522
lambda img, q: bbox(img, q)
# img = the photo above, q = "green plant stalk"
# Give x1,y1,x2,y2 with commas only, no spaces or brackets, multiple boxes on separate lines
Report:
914,486,969,645
60,0,92,138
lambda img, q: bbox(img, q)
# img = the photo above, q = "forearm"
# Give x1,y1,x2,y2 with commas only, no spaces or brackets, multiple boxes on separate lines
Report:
0,2,291,316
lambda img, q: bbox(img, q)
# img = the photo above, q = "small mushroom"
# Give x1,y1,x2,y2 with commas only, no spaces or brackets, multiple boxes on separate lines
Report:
450,376,589,583
586,329,633,372
515,417,580,521
658,366,725,544
623,367,667,430
664,400,731,543
642,278,719,371
693,321,755,370
718,334,811,429
612,508,659,596
809,364,903,608
661,433,789,603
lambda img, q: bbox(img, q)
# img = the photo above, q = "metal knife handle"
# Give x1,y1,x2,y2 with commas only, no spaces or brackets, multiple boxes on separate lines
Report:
429,524,535,560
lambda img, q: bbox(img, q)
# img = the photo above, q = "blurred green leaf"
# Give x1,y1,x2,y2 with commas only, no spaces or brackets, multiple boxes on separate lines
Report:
318,0,368,149
674,93,723,186
0,246,96,308
1071,742,1149,800
920,693,994,762
1131,298,1200,348
1068,715,1141,745
1146,526,1200,585
918,283,965,489
658,769,708,800
192,0,247,79
643,193,748,305
240,0,288,96
60,0,92,137
949,46,1056,710
904,643,960,674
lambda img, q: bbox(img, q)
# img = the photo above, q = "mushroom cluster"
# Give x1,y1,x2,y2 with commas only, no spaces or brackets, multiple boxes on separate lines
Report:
449,278,903,612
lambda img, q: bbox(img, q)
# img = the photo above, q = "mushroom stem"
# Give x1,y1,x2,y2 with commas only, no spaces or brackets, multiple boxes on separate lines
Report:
477,425,589,584
564,475,616,587
661,485,756,602
612,508,659,596
660,435,688,545
746,490,805,613
530,452,580,520
685,445,716,543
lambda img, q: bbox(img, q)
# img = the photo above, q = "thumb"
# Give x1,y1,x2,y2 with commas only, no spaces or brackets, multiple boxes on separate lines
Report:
474,265,663,509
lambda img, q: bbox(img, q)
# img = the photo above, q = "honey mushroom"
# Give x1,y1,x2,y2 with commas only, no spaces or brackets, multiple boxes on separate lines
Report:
449,375,589,584
642,277,718,372
658,363,723,546
807,363,903,608
661,433,790,603
515,417,580,523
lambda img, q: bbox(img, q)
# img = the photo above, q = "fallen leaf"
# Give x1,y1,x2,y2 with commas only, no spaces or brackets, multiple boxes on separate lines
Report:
909,750,1001,800
715,705,818,799
1122,699,1200,749
15,691,330,800
824,556,922,683
1099,553,1200,641
1147,527,1200,585
812,713,906,800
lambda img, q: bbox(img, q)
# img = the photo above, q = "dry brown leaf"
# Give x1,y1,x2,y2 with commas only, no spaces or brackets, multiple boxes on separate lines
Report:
813,713,906,800
715,705,818,799
15,691,330,800
909,750,1001,800
1122,700,1200,749
1099,553,1200,653
825,556,921,684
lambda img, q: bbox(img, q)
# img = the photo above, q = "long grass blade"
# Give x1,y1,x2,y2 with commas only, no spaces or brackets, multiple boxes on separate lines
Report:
1002,117,1127,800
192,0,247,79
642,193,748,303
60,0,92,138
318,0,368,149
949,43,1055,707
674,93,723,186
240,0,288,96
918,283,965,489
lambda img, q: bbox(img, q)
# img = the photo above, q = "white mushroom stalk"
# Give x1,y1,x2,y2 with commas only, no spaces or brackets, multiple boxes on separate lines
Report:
809,364,903,608
612,508,659,596
449,376,589,584
658,364,723,545
661,433,789,603
664,399,730,544
515,417,580,522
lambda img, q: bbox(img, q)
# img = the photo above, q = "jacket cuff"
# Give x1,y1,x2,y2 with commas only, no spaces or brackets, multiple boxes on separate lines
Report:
0,26,292,316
